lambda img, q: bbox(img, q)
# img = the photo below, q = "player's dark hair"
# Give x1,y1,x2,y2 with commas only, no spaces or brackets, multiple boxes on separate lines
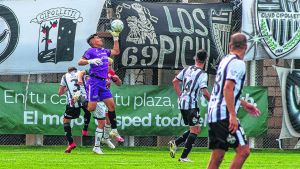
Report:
68,67,77,73
230,32,247,49
87,33,98,46
195,49,207,63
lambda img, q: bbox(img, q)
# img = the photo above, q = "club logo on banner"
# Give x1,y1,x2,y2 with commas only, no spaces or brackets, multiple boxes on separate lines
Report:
242,0,300,60
0,5,19,64
113,1,235,74
31,7,83,63
256,0,300,58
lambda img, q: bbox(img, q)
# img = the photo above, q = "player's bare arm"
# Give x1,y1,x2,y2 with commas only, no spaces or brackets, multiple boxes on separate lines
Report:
201,88,210,101
110,39,120,56
77,70,86,85
78,58,89,65
240,99,261,117
172,77,181,98
112,75,122,86
223,79,238,133
58,86,67,96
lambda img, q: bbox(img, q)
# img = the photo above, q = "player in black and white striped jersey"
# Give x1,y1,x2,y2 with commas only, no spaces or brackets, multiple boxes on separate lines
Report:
169,49,210,162
206,33,260,169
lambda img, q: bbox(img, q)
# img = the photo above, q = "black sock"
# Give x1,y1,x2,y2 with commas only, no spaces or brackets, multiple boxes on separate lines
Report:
175,130,190,146
83,110,91,131
64,123,73,144
181,133,197,158
108,111,117,129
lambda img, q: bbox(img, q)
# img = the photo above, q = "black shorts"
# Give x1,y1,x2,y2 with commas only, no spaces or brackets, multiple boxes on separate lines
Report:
180,108,200,126
208,119,247,151
64,106,90,119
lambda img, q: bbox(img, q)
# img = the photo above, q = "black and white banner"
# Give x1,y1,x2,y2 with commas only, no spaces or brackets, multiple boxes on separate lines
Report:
0,0,104,74
275,66,300,139
243,0,300,61
113,1,236,74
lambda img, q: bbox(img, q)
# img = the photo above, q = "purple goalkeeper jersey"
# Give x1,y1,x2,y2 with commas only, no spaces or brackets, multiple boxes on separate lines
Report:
83,48,111,78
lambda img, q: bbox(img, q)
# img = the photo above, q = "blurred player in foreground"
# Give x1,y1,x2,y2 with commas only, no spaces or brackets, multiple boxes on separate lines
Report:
206,33,261,169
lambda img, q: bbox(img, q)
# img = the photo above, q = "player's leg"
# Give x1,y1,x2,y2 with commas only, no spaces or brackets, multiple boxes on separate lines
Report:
103,112,112,140
207,119,230,168
207,149,226,169
63,106,80,153
179,108,200,162
93,119,106,154
230,123,250,169
92,102,106,154
230,144,250,169
103,96,124,142
82,107,91,136
175,110,190,145
92,102,115,154
169,110,189,158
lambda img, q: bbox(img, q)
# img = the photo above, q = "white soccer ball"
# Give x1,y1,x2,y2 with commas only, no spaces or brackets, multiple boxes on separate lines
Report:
111,19,124,32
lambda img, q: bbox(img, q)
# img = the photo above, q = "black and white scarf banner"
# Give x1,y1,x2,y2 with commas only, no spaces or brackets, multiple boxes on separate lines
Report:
112,1,236,74
275,66,300,139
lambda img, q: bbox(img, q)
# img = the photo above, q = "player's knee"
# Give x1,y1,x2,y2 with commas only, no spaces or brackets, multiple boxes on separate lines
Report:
190,125,200,134
237,147,250,159
107,104,115,111
215,154,224,165
88,104,96,112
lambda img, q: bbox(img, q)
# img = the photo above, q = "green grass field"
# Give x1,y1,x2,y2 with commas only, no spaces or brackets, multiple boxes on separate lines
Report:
0,146,300,169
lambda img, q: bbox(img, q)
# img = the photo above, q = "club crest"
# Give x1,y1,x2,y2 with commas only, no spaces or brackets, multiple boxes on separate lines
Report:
31,7,83,63
256,0,300,58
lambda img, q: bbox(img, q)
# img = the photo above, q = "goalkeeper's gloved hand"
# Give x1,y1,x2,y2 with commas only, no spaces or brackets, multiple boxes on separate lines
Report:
88,58,103,66
110,31,121,41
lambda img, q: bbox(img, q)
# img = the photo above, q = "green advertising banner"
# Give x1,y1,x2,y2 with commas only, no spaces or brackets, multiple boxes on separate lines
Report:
0,82,268,137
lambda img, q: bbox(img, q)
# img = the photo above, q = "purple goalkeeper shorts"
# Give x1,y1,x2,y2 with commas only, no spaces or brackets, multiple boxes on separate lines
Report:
86,77,112,102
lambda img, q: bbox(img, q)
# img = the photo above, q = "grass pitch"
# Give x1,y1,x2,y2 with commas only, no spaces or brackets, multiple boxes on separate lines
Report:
0,146,299,169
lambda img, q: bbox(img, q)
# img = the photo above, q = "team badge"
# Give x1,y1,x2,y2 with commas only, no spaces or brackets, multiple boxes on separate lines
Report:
31,7,83,63
256,0,300,58
227,134,236,144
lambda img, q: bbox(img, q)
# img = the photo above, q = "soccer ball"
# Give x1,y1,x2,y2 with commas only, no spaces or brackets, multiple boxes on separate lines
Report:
111,19,124,32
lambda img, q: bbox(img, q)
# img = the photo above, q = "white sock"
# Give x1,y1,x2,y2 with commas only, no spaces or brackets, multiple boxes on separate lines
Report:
95,128,103,147
104,124,111,139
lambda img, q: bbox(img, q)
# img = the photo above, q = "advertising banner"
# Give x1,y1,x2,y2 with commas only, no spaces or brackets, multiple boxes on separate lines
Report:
0,82,268,137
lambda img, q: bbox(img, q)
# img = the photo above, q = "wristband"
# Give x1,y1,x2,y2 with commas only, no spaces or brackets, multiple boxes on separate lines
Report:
113,37,119,41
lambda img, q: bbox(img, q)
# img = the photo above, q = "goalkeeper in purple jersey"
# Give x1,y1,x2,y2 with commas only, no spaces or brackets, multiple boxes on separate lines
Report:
78,31,123,142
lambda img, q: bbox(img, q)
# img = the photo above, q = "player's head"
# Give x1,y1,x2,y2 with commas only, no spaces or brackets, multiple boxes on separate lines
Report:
194,49,207,63
229,32,247,52
67,67,77,73
87,33,103,47
108,57,113,70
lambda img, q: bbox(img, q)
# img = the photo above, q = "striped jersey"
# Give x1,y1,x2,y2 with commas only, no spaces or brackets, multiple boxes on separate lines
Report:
60,71,86,108
208,54,246,123
176,65,208,110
